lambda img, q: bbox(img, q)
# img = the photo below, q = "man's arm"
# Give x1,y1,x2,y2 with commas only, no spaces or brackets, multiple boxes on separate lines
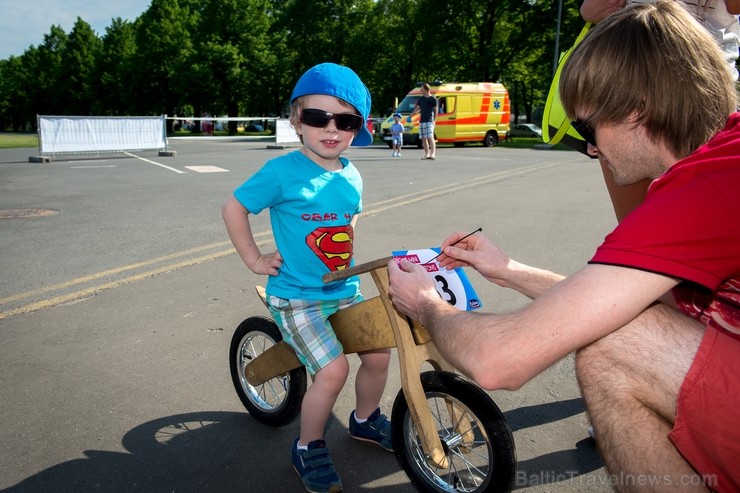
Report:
410,101,420,117
580,0,625,23
725,0,740,15
435,231,565,299
387,260,679,391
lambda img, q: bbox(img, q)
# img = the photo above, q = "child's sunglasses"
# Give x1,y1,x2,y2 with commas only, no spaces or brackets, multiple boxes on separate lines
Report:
300,108,364,132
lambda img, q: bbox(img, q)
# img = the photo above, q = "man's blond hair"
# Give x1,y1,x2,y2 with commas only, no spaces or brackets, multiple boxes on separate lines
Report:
560,0,737,158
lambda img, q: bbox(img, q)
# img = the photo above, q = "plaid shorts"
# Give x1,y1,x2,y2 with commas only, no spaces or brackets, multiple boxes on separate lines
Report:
267,293,364,375
419,121,435,139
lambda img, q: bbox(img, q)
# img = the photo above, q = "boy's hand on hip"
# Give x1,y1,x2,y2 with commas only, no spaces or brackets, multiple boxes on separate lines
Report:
251,250,283,276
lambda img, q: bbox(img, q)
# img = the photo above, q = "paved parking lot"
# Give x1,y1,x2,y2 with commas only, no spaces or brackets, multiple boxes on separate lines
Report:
0,140,616,492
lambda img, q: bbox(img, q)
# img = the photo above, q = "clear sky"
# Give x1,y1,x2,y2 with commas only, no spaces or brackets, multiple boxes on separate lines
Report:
0,0,152,60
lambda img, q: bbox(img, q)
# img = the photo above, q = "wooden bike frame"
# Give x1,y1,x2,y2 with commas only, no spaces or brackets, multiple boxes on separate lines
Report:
243,256,476,469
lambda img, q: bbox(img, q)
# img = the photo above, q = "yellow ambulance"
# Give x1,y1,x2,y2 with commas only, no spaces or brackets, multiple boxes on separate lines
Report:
380,82,511,148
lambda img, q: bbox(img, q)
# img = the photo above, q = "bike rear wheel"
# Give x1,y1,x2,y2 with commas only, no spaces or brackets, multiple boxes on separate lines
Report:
391,371,516,492
229,316,306,426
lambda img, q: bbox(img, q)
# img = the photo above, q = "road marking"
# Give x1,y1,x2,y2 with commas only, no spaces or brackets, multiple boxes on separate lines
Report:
186,166,229,173
0,239,256,306
70,165,118,169
0,160,569,320
0,248,239,320
123,151,186,174
361,161,563,217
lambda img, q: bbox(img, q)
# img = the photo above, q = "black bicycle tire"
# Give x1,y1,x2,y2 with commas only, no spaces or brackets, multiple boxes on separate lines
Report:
391,371,516,492
229,316,306,427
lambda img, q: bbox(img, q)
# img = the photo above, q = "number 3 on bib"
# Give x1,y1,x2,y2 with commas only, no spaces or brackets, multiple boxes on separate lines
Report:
392,247,483,311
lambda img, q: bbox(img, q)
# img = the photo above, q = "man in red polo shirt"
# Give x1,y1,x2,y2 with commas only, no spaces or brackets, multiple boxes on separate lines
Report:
387,2,740,490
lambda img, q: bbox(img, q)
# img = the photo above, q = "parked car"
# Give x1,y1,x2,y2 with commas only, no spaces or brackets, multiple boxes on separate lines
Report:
509,123,542,138
244,123,264,132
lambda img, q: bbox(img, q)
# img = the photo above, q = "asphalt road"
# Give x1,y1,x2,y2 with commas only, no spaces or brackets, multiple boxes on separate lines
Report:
0,139,617,492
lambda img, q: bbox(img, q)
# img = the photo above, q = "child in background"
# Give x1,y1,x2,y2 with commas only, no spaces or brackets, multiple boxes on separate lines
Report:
222,63,392,493
390,112,404,157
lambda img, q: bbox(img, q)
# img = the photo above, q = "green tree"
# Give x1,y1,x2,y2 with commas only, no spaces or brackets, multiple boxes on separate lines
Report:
0,56,29,130
0,0,587,130
272,0,372,74
57,18,103,115
20,26,69,129
503,0,584,125
361,0,425,115
95,18,139,115
195,0,272,134
259,0,306,116
251,25,289,116
132,0,197,126
37,26,69,113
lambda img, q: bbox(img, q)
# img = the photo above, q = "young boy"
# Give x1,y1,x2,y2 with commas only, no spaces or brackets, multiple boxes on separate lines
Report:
222,63,392,493
390,112,404,157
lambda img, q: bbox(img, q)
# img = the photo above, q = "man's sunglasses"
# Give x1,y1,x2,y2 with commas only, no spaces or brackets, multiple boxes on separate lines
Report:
300,108,364,132
570,119,597,147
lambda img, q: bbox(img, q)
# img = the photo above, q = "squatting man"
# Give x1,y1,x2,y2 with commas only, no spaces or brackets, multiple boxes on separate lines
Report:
387,2,740,491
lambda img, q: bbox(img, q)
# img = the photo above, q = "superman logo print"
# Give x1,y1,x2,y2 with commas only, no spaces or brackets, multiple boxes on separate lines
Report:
306,226,354,271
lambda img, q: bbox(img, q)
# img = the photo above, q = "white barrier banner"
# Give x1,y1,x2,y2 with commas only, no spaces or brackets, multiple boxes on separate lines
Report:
275,118,301,145
39,116,166,154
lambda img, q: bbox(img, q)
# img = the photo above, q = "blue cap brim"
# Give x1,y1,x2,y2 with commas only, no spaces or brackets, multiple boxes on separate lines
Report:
291,63,373,147
352,127,373,146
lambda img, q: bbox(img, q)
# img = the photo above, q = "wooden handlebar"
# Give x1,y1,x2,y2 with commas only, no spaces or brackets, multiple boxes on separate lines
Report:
322,256,394,284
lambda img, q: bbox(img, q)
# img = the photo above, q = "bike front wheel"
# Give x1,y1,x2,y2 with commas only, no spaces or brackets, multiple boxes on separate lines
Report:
229,316,306,427
391,371,516,493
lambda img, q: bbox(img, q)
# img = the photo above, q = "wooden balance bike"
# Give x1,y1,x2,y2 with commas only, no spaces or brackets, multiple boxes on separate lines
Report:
229,256,516,492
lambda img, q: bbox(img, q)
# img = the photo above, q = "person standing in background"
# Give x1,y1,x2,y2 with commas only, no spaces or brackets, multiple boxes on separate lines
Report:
390,112,404,157
410,83,438,160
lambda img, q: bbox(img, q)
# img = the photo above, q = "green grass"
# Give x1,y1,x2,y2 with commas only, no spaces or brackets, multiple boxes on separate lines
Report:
0,132,572,151
1,130,276,147
0,133,39,148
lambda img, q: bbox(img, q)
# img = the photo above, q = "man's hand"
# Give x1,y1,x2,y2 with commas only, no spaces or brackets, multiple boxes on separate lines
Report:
434,231,564,299
387,259,443,321
435,231,512,287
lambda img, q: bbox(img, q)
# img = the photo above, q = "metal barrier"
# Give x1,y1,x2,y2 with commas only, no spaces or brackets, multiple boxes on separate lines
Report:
34,115,168,161
29,115,301,163
167,116,299,148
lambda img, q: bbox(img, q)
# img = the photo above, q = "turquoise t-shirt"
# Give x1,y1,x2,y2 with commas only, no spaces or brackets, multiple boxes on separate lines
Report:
233,150,363,300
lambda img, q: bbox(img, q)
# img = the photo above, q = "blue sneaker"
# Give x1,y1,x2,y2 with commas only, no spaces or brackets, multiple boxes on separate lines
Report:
349,408,393,451
292,438,343,493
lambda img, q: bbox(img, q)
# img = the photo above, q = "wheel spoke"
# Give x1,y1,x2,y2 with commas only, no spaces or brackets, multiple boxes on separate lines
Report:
230,317,306,427
394,372,515,493
240,332,286,411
